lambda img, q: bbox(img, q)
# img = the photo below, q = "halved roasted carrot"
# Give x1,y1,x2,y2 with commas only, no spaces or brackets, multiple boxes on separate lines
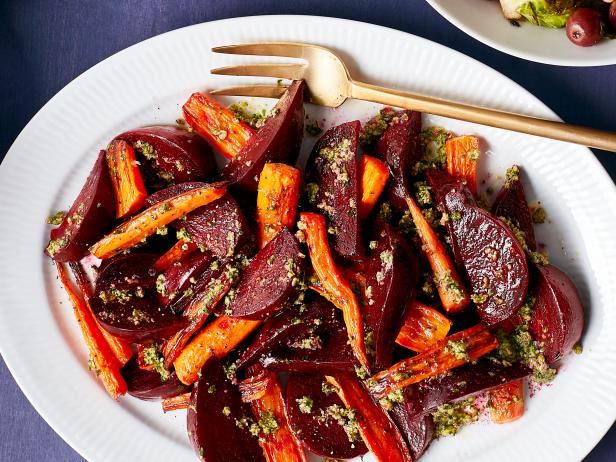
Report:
154,239,198,271
325,374,412,462
370,324,498,399
405,196,470,313
489,378,525,424
240,370,307,462
55,261,127,399
256,163,302,248
183,92,255,160
90,183,227,259
446,135,480,195
174,316,261,385
299,212,370,371
68,262,133,366
106,139,147,218
396,300,452,353
162,392,192,413
358,155,389,220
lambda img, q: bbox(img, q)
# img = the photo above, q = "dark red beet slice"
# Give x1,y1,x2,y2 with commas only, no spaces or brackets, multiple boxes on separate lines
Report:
181,194,253,258
375,110,422,211
529,264,584,364
91,253,186,342
118,125,215,188
236,297,337,371
143,181,206,208
492,166,537,251
442,188,529,326
389,409,434,461
364,221,419,370
222,80,305,192
306,120,363,260
158,250,215,306
45,150,115,261
285,373,368,459
121,358,189,401
187,358,264,462
402,360,530,421
227,228,303,320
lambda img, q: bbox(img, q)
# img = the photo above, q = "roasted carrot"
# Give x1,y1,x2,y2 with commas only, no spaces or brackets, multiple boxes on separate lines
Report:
55,261,127,399
299,212,370,371
183,92,255,160
174,316,261,385
446,135,480,195
396,300,452,353
162,392,192,413
90,183,227,259
68,262,133,366
489,378,525,424
370,324,498,399
154,240,198,271
358,155,389,220
256,163,302,247
240,370,307,462
325,374,412,462
106,139,147,218
405,196,470,313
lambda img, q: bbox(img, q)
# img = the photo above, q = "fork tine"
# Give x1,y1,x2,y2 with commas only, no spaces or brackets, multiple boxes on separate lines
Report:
209,85,288,99
212,42,309,59
211,63,306,80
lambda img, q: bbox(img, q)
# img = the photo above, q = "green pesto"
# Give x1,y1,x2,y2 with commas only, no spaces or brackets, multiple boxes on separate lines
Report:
414,181,432,206
432,398,479,437
319,404,361,443
446,339,470,360
359,107,397,146
296,396,314,414
498,216,549,265
142,345,170,382
46,210,67,225
229,102,268,129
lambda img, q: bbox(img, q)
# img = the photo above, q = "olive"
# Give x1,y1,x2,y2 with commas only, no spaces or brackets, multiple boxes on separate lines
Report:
566,8,602,47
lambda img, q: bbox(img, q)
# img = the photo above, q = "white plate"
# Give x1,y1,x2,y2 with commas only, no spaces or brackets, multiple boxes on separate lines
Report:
426,0,616,66
1,15,615,462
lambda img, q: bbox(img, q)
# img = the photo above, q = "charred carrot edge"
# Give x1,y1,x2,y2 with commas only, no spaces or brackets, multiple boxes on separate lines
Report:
489,378,525,424
370,324,498,399
183,92,255,160
162,270,235,368
325,374,412,462
174,316,261,385
154,240,198,271
358,155,390,220
55,261,127,399
300,212,370,371
242,371,307,462
405,196,470,313
395,300,452,353
256,163,302,248
446,135,480,196
69,262,133,366
162,392,192,413
106,139,147,218
90,183,227,259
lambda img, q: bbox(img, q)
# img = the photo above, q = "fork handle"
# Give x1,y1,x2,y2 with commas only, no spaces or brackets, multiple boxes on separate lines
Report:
350,80,616,152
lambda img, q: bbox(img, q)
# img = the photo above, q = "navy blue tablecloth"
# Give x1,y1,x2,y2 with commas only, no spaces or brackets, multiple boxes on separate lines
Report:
1,1,614,460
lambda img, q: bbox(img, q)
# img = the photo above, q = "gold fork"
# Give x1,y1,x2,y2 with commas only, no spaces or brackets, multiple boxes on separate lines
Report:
210,42,616,152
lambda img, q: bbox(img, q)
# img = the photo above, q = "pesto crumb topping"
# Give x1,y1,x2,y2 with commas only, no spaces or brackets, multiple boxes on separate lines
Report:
530,204,547,224
434,270,465,304
319,404,362,442
432,398,479,437
499,216,549,265
296,396,314,414
176,228,193,243
229,102,269,129
46,210,67,225
134,141,157,160
446,339,470,360
379,389,405,411
359,107,397,146
414,181,432,206
142,344,170,382
305,118,323,136
46,236,69,257
256,411,279,435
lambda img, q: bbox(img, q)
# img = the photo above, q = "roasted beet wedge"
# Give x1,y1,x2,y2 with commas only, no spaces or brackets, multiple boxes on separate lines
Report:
227,228,303,320
91,253,186,342
158,250,215,306
118,125,215,188
306,120,363,260
285,373,368,459
442,187,529,326
402,360,530,421
236,297,337,371
364,221,418,370
45,151,115,261
389,409,434,461
375,110,422,211
187,358,264,462
180,194,253,258
492,166,537,251
529,264,584,364
222,80,305,192
121,358,189,401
